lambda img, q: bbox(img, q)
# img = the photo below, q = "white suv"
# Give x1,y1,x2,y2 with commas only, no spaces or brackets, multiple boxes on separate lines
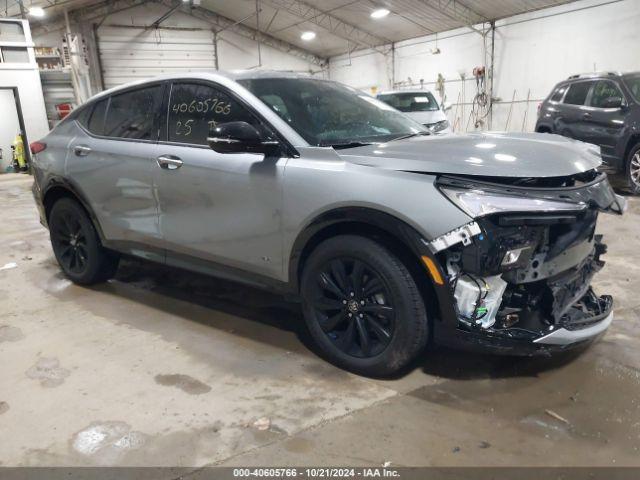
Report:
377,89,452,133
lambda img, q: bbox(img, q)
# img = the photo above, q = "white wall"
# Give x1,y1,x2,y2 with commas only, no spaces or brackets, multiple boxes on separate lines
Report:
0,69,50,142
33,3,324,92
329,0,640,133
0,19,50,153
0,89,21,171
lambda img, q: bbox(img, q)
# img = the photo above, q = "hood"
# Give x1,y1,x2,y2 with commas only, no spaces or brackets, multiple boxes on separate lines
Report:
338,132,602,178
404,109,447,125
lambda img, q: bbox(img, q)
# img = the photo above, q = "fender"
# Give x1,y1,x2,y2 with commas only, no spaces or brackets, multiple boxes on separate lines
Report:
41,175,107,243
287,207,458,328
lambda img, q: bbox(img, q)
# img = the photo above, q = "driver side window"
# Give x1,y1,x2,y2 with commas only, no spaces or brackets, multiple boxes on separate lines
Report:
590,80,624,108
168,83,265,146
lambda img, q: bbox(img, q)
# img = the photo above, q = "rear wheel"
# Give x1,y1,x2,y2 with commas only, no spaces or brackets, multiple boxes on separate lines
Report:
300,235,429,377
49,198,119,285
626,144,640,195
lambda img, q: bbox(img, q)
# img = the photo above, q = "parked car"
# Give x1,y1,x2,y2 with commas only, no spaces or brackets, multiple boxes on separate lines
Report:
31,71,625,376
536,71,640,193
377,89,452,133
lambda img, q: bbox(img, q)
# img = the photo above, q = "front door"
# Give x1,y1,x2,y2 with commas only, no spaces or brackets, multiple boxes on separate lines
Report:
153,81,287,280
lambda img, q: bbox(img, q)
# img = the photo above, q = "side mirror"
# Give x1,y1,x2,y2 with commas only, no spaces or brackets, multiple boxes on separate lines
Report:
442,102,452,112
207,121,279,155
601,96,623,109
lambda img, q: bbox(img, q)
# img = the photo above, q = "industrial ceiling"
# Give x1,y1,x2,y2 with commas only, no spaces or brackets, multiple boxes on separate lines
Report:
6,0,580,57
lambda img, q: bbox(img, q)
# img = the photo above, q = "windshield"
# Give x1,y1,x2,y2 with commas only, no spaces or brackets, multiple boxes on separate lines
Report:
623,74,640,103
238,77,426,147
377,92,440,112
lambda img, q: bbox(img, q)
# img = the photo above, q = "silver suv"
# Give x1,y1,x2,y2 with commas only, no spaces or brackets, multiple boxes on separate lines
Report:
31,71,626,376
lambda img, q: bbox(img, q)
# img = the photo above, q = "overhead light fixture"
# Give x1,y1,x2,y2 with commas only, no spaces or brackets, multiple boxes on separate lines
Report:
371,8,390,19
28,6,45,17
300,31,316,41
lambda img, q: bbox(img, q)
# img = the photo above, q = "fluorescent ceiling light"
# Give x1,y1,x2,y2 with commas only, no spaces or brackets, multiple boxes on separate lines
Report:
28,6,45,17
371,8,390,19
300,31,316,41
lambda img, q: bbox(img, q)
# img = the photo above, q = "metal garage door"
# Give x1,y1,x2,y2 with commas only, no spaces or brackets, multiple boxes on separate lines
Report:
97,26,217,89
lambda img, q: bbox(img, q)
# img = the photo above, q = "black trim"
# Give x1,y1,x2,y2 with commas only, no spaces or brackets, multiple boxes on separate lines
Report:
40,176,107,243
71,80,168,144
102,239,290,294
288,207,459,326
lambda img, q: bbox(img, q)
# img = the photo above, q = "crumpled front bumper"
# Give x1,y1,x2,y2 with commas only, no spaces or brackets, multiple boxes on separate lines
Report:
534,310,612,345
423,171,621,356
433,288,613,356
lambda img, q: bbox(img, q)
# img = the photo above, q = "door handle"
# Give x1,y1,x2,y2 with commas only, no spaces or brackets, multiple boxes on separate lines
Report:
157,155,183,170
582,112,592,119
73,145,92,156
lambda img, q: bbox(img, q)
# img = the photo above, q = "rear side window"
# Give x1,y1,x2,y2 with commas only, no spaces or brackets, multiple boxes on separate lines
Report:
550,86,567,102
590,80,624,108
104,86,163,140
563,81,594,105
167,82,266,146
74,106,91,128
87,99,107,135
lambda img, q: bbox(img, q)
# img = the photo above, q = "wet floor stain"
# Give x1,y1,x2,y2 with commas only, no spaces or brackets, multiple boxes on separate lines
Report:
284,437,314,454
0,402,9,415
71,421,147,465
25,357,70,387
0,325,24,343
154,374,212,395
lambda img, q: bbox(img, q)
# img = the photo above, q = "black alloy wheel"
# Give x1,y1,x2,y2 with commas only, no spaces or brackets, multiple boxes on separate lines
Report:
51,209,90,275
301,235,429,376
309,257,395,358
49,198,119,284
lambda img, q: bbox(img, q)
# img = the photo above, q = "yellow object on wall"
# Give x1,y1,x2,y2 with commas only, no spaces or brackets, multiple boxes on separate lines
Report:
12,133,26,170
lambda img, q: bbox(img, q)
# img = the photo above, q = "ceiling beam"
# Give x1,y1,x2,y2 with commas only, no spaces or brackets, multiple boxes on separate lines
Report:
261,0,391,51
161,0,326,67
31,0,326,67
417,0,488,26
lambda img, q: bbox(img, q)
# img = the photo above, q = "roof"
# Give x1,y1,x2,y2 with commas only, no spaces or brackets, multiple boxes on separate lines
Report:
19,0,582,58
81,70,325,104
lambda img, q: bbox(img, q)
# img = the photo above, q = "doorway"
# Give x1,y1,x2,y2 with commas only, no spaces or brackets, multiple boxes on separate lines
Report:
0,87,30,172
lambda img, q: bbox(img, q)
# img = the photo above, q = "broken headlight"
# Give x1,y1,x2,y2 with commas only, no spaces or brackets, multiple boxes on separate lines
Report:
439,187,587,218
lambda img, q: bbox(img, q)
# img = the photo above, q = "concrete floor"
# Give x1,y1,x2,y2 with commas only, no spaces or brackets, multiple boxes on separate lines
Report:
1,172,639,468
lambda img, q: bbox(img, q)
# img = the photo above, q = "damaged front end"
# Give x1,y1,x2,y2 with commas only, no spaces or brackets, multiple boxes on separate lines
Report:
427,170,625,354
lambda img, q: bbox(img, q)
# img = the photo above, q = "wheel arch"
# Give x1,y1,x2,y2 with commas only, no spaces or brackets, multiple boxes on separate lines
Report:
42,178,106,242
288,207,442,324
624,133,640,164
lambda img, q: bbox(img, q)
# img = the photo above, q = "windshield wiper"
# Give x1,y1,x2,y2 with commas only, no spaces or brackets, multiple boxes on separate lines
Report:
390,131,431,142
325,141,373,149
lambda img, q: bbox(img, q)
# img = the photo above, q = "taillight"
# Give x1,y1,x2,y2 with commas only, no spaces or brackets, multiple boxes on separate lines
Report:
30,141,47,154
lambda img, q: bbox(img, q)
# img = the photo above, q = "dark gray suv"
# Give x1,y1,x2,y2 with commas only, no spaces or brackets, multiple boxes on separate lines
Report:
30,71,626,376
536,71,640,193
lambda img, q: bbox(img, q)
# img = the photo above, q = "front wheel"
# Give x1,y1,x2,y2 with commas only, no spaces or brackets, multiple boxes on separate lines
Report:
626,144,640,195
300,235,429,377
49,198,119,285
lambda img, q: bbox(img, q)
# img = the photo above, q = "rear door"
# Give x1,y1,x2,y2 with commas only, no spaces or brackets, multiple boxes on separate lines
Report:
557,80,595,141
582,79,627,166
153,81,287,279
66,84,164,254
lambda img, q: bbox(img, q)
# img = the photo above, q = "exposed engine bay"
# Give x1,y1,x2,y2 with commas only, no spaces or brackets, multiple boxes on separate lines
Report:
428,170,624,344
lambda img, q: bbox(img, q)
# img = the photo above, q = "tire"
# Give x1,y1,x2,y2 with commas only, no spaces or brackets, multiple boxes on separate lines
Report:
625,143,640,195
49,198,119,285
300,235,429,377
